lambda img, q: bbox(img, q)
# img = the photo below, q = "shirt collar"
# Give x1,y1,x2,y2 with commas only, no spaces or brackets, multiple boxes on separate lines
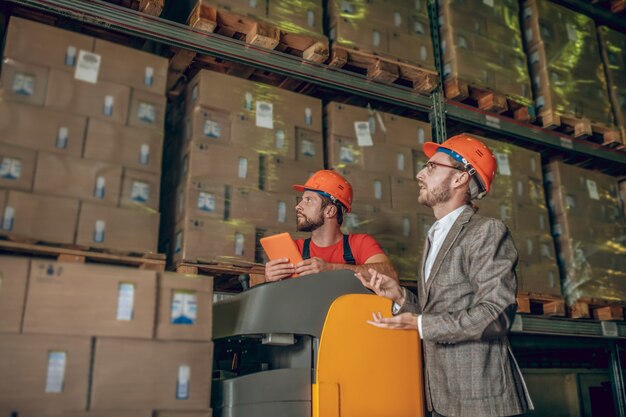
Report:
429,204,467,239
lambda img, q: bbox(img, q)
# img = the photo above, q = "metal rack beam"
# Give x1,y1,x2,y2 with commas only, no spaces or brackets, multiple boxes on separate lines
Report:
511,315,626,339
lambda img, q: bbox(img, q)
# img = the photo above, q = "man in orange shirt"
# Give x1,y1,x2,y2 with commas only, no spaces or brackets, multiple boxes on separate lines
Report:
265,170,397,281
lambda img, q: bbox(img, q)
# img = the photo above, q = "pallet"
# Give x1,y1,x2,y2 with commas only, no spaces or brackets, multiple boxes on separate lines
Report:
444,78,535,123
0,237,166,271
328,45,438,94
589,0,625,13
516,292,566,317
175,259,265,291
104,0,164,16
538,110,624,149
570,298,626,321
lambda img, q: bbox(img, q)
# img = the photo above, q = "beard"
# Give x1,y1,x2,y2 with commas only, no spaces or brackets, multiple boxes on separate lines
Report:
418,178,453,207
296,212,325,232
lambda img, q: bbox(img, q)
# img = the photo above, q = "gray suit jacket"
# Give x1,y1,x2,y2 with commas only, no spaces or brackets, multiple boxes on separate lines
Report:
399,205,532,417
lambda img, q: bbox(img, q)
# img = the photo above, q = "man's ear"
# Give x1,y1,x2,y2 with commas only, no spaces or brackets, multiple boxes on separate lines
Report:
453,171,471,190
325,204,338,218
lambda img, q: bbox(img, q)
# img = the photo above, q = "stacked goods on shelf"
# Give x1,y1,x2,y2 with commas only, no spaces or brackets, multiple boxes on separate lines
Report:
0,256,213,415
545,162,626,305
523,0,616,135
478,136,560,296
598,26,626,144
161,70,323,266
0,17,167,253
439,0,533,113
326,102,434,280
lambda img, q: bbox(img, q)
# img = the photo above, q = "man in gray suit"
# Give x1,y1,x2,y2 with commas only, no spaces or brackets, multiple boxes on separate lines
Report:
356,134,533,417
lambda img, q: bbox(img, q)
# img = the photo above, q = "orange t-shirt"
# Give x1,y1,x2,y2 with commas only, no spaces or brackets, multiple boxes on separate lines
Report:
295,234,384,265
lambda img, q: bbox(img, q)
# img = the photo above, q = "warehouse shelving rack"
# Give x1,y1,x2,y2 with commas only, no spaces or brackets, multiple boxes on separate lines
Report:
2,0,626,414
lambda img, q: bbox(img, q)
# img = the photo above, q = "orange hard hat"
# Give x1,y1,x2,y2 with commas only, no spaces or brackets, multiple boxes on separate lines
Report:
293,170,353,212
423,134,497,198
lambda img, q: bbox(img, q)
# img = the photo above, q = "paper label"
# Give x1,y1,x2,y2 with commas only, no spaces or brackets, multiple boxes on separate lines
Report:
354,122,374,147
191,85,199,103
65,46,77,66
372,31,381,47
94,219,105,243
339,146,355,163
525,28,533,42
304,107,313,126
138,102,157,124
277,201,287,223
443,63,452,78
402,217,411,237
12,73,35,96
307,10,315,27
117,283,135,321
238,157,248,178
523,7,532,19
394,12,402,27
535,96,545,108
373,180,382,200
175,231,183,253
74,50,101,83
197,191,216,212
249,0,257,6
131,181,150,203
56,127,69,149
418,128,425,144
457,35,468,49
177,365,191,400
586,179,600,200
526,238,533,256
340,1,355,14
530,51,540,65
301,139,315,157
103,95,114,116
396,153,406,172
494,152,511,176
244,92,254,110
275,130,286,149
483,0,494,7
45,351,66,393
0,158,22,180
566,24,577,42
420,46,428,62
144,66,154,87
139,144,150,165
171,290,198,325
234,233,245,256
255,101,273,129
203,119,221,138
2,207,14,231
94,176,106,199
414,21,425,35
530,157,537,174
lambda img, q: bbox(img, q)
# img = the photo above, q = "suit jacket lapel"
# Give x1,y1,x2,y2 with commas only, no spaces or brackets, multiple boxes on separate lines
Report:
417,236,430,310
424,205,475,298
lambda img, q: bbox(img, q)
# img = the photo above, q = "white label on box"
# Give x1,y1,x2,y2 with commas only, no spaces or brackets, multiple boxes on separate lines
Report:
140,144,150,165
255,101,273,129
517,180,524,197
340,146,355,163
177,365,191,400
65,46,77,66
2,206,14,231
483,0,494,7
175,231,182,253
586,179,600,200
372,31,381,47
12,73,36,96
530,157,537,174
307,10,315,27
396,153,405,171
144,66,154,87
238,157,248,179
526,238,533,256
494,152,511,176
0,158,22,180
540,243,551,259
414,21,425,35
394,12,402,27
103,95,114,116
249,0,257,7
74,50,101,84
346,213,359,230
277,201,287,223
402,217,411,237
457,35,468,49
535,96,545,108
45,351,66,393
354,121,373,147
304,107,313,126
94,219,106,243
373,180,382,200
443,63,451,78
340,1,355,14
420,46,428,61
56,127,69,149
301,139,315,157
117,283,135,321
138,102,157,124
244,92,254,110
441,40,447,53
566,195,576,209
525,28,533,42
548,271,555,288
203,119,222,138
234,233,245,256
329,27,336,41
171,290,198,324
601,321,619,338
131,181,150,203
566,24,577,42
500,204,510,222
523,7,532,19
418,128,425,144
530,51,540,65
191,84,199,103
198,191,216,212
275,130,286,149
94,176,106,199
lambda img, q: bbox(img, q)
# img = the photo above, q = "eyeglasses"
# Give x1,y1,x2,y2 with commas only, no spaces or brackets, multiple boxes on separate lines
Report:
421,161,465,175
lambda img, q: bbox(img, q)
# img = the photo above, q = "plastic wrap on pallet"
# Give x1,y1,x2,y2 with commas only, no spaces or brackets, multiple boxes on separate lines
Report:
523,0,614,127
598,26,626,134
545,161,626,304
268,0,324,35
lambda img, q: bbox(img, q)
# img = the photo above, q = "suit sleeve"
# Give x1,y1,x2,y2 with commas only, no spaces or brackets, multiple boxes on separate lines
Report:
396,287,421,315
420,219,518,343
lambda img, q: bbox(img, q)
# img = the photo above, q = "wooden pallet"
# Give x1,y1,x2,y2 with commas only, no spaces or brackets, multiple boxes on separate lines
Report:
104,0,164,16
328,45,438,94
175,259,265,291
516,292,566,317
444,78,535,123
590,0,625,13
570,298,626,321
538,110,624,149
0,237,166,270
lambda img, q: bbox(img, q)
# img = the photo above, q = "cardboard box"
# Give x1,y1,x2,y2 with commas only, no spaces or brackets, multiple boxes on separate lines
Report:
95,38,168,94
76,202,159,253
175,179,228,223
84,118,163,174
0,333,91,413
390,176,421,210
385,113,431,147
91,338,213,410
156,272,213,341
229,188,297,228
0,256,29,333
184,106,232,146
268,0,323,34
326,102,385,143
389,32,435,69
338,168,391,207
1,58,49,106
387,144,415,179
34,152,123,205
0,191,79,244
0,102,86,157
519,261,561,296
4,17,94,72
327,135,365,170
330,18,389,56
156,412,212,417
295,127,324,168
120,168,161,211
0,142,37,191
45,69,131,125
210,0,266,17
23,260,157,338
231,115,294,159
128,89,167,130
262,155,317,193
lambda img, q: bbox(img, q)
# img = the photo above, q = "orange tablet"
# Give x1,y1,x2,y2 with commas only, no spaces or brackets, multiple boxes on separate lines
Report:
260,232,303,278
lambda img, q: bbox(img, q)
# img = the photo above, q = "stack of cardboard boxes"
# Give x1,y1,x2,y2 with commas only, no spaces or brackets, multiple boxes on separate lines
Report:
328,0,435,70
523,0,614,128
162,70,323,265
598,26,626,143
545,161,626,304
439,0,532,106
326,102,434,279
477,136,560,296
0,255,213,415
0,17,167,253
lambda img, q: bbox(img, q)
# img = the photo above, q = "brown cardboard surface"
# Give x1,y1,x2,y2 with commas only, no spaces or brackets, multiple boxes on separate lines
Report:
4,17,94,71
0,333,91,413
326,102,385,142
0,191,79,244
518,261,561,296
120,168,161,211
76,202,159,253
127,89,167,130
0,102,86,157
0,142,37,191
156,272,213,341
295,127,324,168
268,0,323,34
84,118,163,174
45,69,130,125
185,106,232,146
91,338,213,410
1,58,49,106
175,179,228,223
95,38,168,94
23,260,157,338
387,144,415,179
155,412,212,417
390,176,420,210
231,115,294,159
385,113,431,147
388,31,435,69
34,152,123,205
342,201,387,235
337,168,391,207
212,0,266,16
229,188,298,229
330,18,389,55
0,256,29,333
327,134,365,170
263,155,316,193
